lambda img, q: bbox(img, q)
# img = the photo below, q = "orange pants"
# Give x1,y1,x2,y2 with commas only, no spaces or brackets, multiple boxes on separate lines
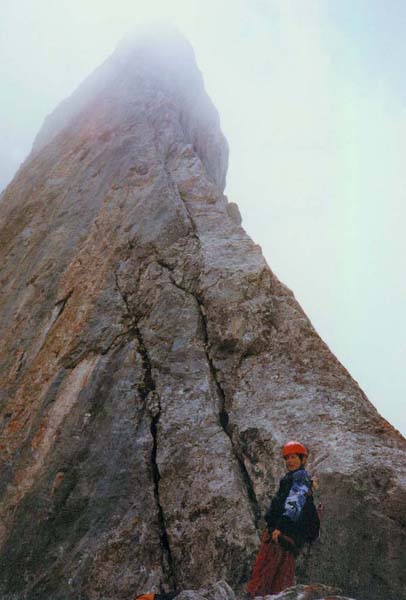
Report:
247,531,295,597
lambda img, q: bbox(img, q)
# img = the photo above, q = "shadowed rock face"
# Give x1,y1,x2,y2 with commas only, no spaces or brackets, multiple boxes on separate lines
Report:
0,29,405,600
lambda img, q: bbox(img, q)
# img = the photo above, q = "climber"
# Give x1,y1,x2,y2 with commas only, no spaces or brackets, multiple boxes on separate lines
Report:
247,441,320,597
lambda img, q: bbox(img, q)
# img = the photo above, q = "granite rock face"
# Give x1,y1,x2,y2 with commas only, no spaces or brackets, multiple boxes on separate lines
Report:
0,29,405,600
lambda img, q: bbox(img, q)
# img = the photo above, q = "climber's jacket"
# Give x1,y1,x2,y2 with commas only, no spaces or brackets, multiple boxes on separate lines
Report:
264,466,319,551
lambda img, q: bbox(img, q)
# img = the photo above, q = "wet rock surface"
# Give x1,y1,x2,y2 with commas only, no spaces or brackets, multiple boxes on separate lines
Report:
0,29,405,600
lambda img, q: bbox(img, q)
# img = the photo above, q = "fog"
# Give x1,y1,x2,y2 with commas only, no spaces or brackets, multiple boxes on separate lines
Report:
1,0,405,435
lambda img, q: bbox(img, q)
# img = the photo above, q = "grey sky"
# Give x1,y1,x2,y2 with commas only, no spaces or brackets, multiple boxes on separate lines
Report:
1,0,405,435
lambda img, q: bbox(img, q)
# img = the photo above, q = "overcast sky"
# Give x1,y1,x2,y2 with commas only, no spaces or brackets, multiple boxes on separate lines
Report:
1,0,405,436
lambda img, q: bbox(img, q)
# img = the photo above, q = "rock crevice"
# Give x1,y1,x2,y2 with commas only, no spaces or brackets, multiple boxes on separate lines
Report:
115,269,177,589
198,298,262,531
150,402,178,591
156,255,262,532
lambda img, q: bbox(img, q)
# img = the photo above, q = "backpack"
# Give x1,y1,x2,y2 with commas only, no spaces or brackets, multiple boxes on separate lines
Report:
299,494,321,543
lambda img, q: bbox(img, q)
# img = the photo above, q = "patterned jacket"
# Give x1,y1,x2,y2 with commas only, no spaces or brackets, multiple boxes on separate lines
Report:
264,467,313,548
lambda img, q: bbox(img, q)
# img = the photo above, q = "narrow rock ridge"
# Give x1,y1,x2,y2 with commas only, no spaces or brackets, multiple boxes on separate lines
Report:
153,150,263,535
170,179,263,529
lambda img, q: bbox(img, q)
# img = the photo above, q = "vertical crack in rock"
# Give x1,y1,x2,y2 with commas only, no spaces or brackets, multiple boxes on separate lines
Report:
156,247,262,531
114,271,177,589
150,406,177,591
169,185,263,530
198,300,262,531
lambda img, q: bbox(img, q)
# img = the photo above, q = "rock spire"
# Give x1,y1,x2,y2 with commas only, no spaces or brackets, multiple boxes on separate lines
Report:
0,29,404,600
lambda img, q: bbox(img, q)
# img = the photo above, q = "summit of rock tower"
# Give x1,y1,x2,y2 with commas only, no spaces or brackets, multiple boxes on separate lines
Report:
31,26,228,193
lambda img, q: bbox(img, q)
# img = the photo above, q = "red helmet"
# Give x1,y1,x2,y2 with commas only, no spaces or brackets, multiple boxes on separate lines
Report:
282,441,308,457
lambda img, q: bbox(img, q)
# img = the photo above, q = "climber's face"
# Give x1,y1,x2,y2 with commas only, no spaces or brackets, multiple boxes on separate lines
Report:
284,453,302,471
